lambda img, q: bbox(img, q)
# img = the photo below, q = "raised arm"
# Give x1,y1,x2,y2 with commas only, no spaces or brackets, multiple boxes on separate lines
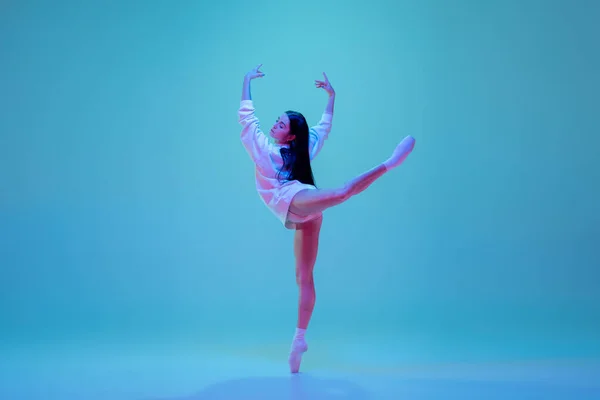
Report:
320,73,335,114
309,72,336,160
239,65,270,163
241,64,265,101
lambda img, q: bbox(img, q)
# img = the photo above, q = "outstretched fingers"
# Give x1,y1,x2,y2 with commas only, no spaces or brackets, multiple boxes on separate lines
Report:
314,72,329,87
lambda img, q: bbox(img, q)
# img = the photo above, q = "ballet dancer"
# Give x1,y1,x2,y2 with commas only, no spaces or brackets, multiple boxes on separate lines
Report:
238,64,415,373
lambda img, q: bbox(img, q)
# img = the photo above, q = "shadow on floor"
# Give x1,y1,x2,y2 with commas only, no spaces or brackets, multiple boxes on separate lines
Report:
147,374,370,400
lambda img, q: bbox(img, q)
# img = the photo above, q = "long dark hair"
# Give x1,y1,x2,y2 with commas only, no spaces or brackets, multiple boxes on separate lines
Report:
277,111,316,186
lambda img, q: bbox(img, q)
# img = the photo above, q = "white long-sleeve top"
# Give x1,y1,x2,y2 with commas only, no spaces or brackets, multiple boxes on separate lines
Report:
238,99,333,227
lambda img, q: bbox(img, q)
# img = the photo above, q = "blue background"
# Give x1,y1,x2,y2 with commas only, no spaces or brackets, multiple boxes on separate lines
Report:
1,1,598,397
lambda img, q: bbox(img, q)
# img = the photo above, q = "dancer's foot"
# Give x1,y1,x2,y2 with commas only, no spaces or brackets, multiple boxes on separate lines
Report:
383,135,415,170
288,337,308,373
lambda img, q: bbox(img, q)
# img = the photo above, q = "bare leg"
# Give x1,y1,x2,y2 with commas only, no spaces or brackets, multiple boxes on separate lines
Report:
289,135,415,217
288,165,385,216
288,215,322,373
295,215,322,329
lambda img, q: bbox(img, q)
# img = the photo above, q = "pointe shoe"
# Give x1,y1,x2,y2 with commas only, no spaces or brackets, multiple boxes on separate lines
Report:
384,135,415,170
288,338,308,373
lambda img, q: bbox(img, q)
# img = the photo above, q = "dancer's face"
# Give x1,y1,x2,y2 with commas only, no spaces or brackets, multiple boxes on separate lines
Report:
270,113,294,143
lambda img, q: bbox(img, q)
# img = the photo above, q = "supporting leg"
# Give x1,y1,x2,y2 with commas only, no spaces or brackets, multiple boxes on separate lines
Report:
288,215,322,373
294,215,322,329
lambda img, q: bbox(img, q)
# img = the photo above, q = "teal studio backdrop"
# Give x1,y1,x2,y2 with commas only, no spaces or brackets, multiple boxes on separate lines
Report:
1,0,599,380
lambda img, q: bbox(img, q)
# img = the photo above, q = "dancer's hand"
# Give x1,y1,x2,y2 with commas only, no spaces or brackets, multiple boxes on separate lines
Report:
315,72,335,97
246,64,265,80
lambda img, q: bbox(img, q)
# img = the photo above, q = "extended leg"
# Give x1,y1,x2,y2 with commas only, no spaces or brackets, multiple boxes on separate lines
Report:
289,135,415,217
288,215,323,373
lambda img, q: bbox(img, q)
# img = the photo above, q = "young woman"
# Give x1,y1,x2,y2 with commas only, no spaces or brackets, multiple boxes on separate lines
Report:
239,64,415,373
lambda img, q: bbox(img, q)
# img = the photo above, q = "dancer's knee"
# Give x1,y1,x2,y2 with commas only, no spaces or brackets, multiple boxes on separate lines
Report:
296,268,314,285
340,183,353,201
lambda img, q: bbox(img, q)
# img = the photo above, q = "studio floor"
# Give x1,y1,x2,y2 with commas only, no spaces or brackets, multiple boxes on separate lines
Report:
1,337,599,400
